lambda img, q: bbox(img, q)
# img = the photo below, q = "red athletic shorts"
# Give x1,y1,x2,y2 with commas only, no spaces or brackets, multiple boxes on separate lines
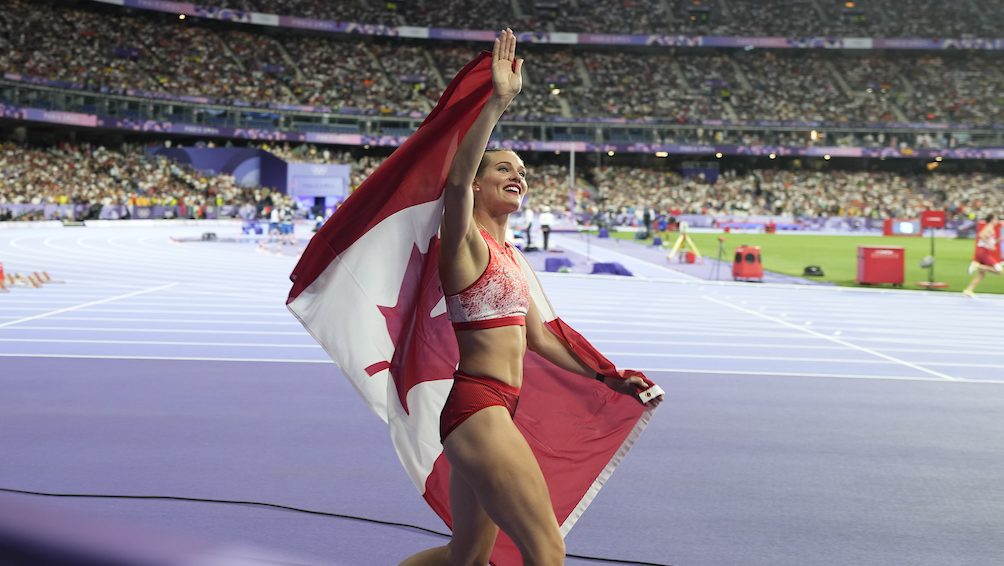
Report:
440,371,520,443
975,247,1002,268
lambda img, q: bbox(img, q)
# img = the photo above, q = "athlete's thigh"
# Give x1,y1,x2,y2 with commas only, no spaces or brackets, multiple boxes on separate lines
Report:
447,467,499,564
444,407,560,547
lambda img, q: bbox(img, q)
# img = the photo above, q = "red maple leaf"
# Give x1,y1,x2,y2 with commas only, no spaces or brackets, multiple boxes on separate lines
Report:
371,237,458,414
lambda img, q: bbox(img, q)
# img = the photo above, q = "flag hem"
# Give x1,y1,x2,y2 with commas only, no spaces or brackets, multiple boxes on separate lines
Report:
559,405,655,535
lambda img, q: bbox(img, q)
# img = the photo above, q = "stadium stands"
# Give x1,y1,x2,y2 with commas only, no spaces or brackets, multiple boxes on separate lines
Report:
1,1,1001,125
0,0,1001,225
170,0,1004,38
2,141,1000,223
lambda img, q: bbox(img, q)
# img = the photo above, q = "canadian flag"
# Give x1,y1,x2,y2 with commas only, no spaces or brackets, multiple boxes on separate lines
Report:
287,53,658,565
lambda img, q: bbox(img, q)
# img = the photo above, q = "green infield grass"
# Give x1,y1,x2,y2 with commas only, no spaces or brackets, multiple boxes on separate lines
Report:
607,230,1004,294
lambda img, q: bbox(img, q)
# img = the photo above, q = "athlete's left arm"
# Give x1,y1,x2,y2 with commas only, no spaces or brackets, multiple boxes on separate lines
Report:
525,299,661,405
525,298,593,375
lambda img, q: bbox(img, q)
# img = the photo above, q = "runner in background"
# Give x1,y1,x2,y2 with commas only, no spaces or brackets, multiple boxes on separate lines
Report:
963,213,1002,297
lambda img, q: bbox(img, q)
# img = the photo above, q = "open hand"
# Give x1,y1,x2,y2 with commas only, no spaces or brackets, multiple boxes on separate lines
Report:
491,28,523,101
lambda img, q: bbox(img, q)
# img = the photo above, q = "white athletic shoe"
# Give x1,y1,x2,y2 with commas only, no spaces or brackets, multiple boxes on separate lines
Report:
967,261,978,275
962,289,975,298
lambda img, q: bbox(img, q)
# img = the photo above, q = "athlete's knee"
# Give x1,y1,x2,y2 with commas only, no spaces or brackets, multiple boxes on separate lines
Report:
445,524,497,565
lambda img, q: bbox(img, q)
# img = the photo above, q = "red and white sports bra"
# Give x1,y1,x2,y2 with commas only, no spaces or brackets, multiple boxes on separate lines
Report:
446,228,530,331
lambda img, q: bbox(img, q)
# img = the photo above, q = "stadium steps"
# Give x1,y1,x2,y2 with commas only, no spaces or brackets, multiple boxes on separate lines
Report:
218,33,297,103
118,17,166,91
824,60,855,98
422,49,446,90
898,73,916,96
807,0,829,21
555,97,573,118
726,58,752,91
660,0,673,24
722,101,739,121
575,57,592,89
510,0,525,19
669,61,691,94
362,44,385,76
715,0,733,21
889,100,909,123
275,40,305,82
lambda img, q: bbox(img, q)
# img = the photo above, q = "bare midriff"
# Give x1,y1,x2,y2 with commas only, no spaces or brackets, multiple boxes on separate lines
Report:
454,324,527,389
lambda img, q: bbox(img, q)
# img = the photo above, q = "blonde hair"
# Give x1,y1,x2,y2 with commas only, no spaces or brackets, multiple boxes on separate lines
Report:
475,149,522,177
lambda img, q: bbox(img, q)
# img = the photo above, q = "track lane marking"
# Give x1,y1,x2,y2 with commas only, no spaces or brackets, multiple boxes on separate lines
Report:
0,284,179,329
703,295,959,381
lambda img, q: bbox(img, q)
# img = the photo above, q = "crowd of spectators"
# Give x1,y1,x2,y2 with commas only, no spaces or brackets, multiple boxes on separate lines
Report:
212,0,402,26
2,1,1002,126
0,141,297,221
1,3,1001,226
281,36,419,114
584,166,1003,222
187,0,1004,38
2,141,1000,227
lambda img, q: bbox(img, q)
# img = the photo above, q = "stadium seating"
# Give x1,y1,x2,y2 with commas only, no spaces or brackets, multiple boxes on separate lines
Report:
0,0,1001,225
1,0,1001,125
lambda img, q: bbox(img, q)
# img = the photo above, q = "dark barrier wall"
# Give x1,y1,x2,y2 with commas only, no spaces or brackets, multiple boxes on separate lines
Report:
259,150,287,193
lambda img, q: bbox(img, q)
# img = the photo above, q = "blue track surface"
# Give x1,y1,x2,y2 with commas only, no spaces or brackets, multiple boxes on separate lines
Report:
1,223,1002,565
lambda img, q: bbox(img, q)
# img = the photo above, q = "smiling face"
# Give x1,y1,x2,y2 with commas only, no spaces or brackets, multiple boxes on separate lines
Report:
473,150,527,214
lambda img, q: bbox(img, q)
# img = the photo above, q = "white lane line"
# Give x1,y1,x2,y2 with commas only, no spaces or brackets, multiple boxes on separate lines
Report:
589,339,1002,355
62,308,292,316
0,353,331,364
607,352,888,363
592,339,848,349
1,354,1000,384
614,353,1004,370
0,299,280,307
0,284,179,329
826,335,1002,348
21,316,301,325
915,361,1004,369
568,319,1004,339
564,317,785,329
565,328,826,338
853,346,1004,356
632,368,1002,385
0,339,984,360
0,307,292,316
702,295,959,381
768,325,1002,340
0,338,319,348
0,326,305,335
